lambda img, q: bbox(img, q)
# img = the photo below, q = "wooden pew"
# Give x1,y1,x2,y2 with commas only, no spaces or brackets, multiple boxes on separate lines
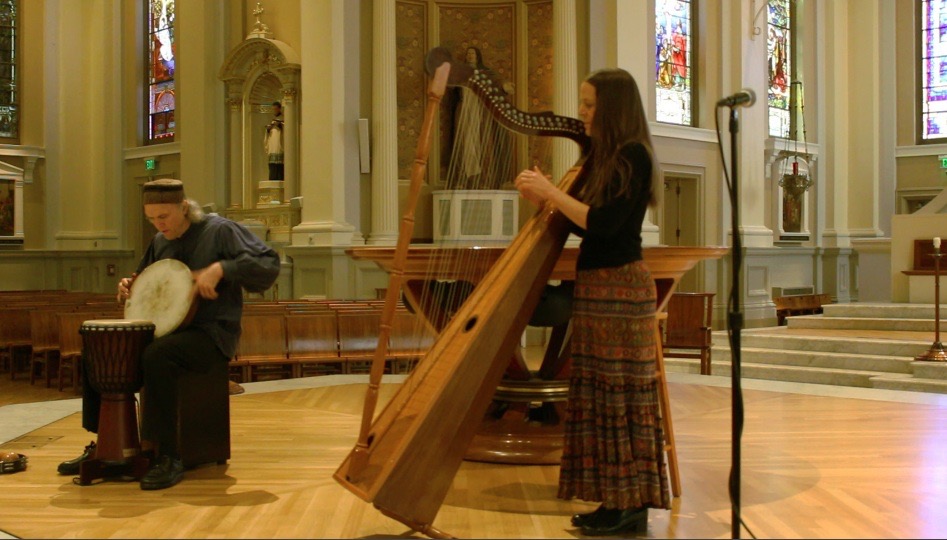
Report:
662,292,715,375
235,313,294,381
387,311,436,374
29,309,62,387
286,312,344,376
773,293,832,326
0,308,33,379
337,310,385,374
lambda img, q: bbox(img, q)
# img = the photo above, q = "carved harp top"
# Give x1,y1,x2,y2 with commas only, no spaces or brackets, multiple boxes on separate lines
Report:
425,46,590,151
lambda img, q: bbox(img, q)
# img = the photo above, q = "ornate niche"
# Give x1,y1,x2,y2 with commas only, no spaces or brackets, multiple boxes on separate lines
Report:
218,37,301,211
0,160,23,248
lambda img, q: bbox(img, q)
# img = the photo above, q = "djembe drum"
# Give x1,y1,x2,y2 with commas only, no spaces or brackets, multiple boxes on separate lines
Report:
75,259,196,485
78,319,155,485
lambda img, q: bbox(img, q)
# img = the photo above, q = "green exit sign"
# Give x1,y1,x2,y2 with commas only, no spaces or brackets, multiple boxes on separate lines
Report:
144,157,157,171
940,155,947,169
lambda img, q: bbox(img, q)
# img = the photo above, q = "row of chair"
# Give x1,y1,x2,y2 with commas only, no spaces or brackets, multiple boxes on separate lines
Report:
231,305,437,382
0,292,122,392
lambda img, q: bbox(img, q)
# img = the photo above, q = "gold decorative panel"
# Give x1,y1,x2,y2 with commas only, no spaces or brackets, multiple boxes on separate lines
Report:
526,1,554,174
394,1,555,184
396,1,429,180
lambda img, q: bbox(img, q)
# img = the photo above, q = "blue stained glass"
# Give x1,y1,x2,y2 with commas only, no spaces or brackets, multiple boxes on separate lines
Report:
922,0,947,139
147,0,175,142
0,0,16,139
655,0,693,125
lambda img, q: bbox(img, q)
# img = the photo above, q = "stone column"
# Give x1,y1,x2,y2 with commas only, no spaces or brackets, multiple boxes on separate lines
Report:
368,0,399,245
613,0,661,245
552,0,579,181
281,85,298,202
227,93,243,208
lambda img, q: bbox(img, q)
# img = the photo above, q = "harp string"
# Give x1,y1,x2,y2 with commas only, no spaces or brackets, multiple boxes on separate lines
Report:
357,48,586,452
406,82,555,372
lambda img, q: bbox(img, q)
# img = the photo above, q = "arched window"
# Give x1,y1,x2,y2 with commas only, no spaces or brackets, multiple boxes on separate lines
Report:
146,0,175,143
0,0,17,140
767,0,792,138
655,0,694,126
920,0,947,141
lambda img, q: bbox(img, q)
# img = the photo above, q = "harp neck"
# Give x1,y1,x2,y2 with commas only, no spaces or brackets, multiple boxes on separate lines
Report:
426,47,590,150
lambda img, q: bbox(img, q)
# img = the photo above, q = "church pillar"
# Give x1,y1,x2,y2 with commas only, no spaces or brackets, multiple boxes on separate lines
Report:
281,85,298,203
367,0,399,245
724,0,772,249
291,0,355,247
612,0,661,245
551,0,579,183
227,92,243,208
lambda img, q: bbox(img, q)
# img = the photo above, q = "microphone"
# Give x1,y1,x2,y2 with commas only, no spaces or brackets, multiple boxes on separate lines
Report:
717,89,756,108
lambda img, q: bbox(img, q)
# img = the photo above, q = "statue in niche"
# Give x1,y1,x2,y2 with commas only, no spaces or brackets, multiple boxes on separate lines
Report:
264,101,284,180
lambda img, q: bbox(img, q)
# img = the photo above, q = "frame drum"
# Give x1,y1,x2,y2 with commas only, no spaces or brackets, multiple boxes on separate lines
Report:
124,259,197,337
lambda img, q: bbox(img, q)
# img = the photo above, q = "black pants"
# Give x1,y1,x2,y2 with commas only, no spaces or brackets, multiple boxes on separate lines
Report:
81,327,227,456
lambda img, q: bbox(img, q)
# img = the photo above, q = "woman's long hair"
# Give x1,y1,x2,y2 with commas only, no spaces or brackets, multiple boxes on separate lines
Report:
579,69,661,209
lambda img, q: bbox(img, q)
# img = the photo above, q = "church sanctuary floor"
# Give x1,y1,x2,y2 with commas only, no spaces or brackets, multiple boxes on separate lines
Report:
1,371,946,539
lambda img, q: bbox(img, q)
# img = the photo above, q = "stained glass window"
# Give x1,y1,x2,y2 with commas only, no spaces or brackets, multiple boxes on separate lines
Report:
921,0,947,140
655,0,693,126
147,0,175,142
767,0,791,138
0,0,17,139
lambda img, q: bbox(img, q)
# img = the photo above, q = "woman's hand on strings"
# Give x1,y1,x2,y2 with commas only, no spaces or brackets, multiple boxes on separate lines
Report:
192,262,224,300
515,166,555,207
116,273,138,304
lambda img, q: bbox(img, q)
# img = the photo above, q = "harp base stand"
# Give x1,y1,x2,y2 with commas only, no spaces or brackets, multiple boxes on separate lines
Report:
378,506,454,539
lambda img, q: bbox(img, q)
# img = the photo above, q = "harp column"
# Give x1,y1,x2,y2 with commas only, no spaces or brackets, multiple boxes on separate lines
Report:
367,0,399,245
552,0,580,182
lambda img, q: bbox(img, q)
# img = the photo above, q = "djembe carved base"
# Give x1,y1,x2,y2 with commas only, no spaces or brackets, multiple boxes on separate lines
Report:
77,320,155,485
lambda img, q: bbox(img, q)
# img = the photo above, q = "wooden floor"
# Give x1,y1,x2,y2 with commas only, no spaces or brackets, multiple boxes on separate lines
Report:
1,373,947,539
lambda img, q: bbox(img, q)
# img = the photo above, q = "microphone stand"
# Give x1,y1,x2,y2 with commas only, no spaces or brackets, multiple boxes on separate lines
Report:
726,106,744,540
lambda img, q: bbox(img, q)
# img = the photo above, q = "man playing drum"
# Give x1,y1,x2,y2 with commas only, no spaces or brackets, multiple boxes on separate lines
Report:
58,178,281,490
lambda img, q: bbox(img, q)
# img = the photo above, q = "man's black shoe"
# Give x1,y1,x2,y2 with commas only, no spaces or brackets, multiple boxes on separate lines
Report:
57,441,96,475
140,454,184,490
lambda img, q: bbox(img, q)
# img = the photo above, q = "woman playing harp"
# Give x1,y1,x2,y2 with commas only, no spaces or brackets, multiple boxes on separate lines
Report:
515,69,670,536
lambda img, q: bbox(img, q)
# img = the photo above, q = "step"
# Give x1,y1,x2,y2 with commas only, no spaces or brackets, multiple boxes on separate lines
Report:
713,329,930,358
912,360,947,379
870,375,947,394
786,316,946,332
663,357,702,375
670,358,885,387
712,347,915,374
822,303,940,320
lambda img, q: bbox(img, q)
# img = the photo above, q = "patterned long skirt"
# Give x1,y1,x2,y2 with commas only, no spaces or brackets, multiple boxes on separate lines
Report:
558,260,672,511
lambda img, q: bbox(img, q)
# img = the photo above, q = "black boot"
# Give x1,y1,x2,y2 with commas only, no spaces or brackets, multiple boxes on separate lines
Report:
581,507,648,536
57,441,96,475
140,454,184,490
571,504,605,527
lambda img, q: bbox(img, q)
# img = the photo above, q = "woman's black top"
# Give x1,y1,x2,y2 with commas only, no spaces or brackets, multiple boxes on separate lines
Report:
574,142,652,271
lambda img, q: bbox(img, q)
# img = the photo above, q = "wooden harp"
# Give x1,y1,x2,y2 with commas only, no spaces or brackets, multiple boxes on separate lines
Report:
334,47,589,538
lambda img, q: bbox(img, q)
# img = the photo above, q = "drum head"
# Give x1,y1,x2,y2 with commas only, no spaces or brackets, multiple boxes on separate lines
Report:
124,259,195,337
